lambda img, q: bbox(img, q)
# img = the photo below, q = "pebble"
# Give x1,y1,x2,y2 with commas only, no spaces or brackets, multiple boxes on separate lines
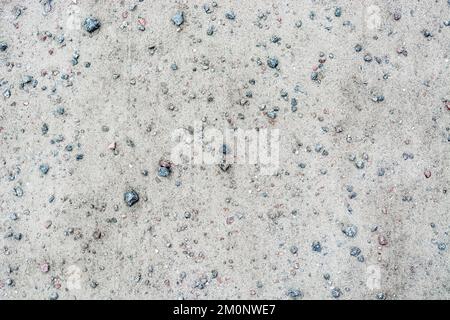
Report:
311,241,322,252
287,288,303,299
331,287,342,298
39,164,50,175
355,160,364,169
267,57,279,69
40,263,50,273
158,166,171,177
84,17,101,33
124,190,139,207
350,247,361,256
290,245,298,254
171,12,184,26
376,292,386,300
14,186,24,197
225,11,236,20
207,25,215,36
49,292,59,300
342,225,358,238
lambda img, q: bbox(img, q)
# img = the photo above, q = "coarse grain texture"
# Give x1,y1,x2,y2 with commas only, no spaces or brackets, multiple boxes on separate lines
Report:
0,0,449,300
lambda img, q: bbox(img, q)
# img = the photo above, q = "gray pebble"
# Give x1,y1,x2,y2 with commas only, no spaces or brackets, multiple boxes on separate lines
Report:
350,246,361,256
225,11,236,20
84,17,101,33
39,164,50,175
312,241,322,252
267,57,279,69
171,12,184,26
124,190,139,207
342,225,358,238
158,166,171,177
287,288,303,298
331,287,342,298
0,42,7,52
14,186,23,197
49,292,59,300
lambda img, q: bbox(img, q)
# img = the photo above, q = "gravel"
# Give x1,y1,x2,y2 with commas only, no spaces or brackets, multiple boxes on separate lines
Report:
124,190,139,207
1,0,448,301
83,17,101,33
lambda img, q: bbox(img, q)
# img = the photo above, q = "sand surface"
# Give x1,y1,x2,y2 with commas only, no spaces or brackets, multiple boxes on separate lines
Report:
0,0,449,300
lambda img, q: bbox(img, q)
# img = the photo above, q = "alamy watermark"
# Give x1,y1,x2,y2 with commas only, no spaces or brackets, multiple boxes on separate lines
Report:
171,122,280,175
366,265,381,290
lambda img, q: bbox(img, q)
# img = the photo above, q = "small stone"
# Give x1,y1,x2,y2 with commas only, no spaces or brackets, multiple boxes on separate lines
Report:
203,4,212,14
424,170,431,178
84,17,101,33
350,247,361,256
42,123,49,135
378,235,388,245
93,230,102,240
225,11,236,20
108,142,116,150
0,42,7,52
49,292,59,300
56,106,65,115
39,164,50,175
423,30,432,38
40,263,50,273
3,89,11,98
331,287,342,298
219,162,231,172
334,7,342,17
372,95,385,103
270,35,281,43
124,190,139,207
206,25,215,35
290,98,298,112
355,160,364,169
5,278,14,287
287,288,303,299
342,225,358,238
14,186,23,197
312,241,322,252
364,54,373,62
267,57,279,69
171,12,184,26
290,245,298,254
158,166,170,177
376,292,386,300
